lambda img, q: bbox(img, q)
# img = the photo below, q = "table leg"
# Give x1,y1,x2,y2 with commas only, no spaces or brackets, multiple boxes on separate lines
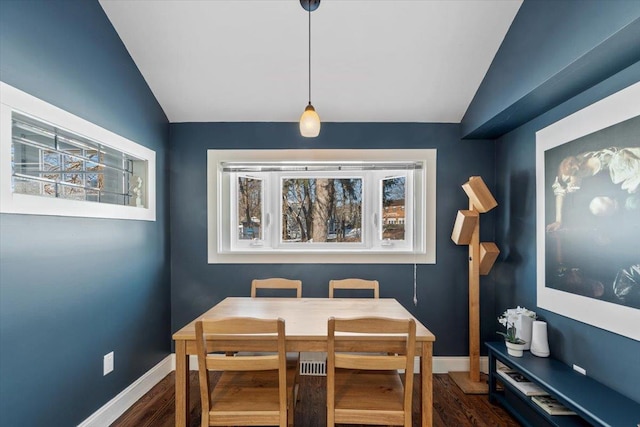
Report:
175,340,189,427
421,341,433,427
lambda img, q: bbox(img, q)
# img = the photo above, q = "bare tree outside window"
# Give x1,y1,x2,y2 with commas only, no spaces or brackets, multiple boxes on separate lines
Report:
237,176,262,240
282,178,362,243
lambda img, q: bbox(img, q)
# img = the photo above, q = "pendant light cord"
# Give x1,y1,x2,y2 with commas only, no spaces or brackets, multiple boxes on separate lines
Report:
308,3,311,105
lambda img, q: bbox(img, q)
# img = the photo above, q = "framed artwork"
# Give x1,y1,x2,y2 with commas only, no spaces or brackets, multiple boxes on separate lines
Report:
536,81,640,341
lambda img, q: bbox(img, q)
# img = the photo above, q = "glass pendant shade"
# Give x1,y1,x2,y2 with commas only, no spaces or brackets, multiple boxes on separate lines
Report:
299,103,320,137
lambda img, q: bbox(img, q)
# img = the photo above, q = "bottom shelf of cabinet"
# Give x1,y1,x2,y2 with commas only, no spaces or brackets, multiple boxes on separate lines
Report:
491,388,591,427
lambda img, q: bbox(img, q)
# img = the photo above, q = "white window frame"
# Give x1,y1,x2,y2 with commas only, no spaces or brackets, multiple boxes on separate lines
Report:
230,173,267,250
0,82,156,221
375,172,414,252
208,149,436,264
225,168,411,253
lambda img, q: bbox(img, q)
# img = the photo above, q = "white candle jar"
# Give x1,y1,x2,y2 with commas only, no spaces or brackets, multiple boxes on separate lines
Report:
515,314,534,350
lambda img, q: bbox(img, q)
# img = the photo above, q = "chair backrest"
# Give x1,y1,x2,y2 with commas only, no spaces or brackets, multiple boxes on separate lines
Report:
329,278,379,298
327,316,416,426
252,278,302,298
195,317,288,426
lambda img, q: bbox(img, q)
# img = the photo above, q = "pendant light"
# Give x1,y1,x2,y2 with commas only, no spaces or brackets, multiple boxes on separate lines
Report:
299,0,320,137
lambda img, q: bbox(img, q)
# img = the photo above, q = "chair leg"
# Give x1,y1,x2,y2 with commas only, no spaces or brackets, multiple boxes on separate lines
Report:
295,357,301,402
288,386,296,427
288,360,298,427
327,407,334,427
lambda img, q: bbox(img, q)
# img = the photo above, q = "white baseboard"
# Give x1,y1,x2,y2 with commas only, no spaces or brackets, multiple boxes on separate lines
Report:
184,354,488,374
79,352,487,426
431,356,489,374
78,355,173,427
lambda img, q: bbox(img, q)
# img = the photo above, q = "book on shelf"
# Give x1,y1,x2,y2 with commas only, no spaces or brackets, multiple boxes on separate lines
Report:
496,366,548,396
531,395,577,416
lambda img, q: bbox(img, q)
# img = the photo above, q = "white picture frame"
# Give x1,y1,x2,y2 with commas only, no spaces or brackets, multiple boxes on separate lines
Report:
536,81,640,341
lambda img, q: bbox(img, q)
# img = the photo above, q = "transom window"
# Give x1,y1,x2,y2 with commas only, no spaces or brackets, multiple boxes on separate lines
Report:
208,150,437,264
11,113,147,207
1,81,156,221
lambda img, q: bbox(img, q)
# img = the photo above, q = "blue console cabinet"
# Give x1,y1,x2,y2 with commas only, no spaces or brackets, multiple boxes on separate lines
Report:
486,341,640,427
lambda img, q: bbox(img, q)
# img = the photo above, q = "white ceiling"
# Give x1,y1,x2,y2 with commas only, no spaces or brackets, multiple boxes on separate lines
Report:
99,0,522,124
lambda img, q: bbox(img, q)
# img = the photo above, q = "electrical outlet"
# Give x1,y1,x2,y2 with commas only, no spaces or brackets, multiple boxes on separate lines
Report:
572,364,586,375
104,351,114,376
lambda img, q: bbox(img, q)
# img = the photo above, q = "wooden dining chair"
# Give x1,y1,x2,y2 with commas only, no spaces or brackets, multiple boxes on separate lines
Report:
252,278,302,298
329,278,379,298
195,317,296,427
249,278,302,402
326,316,416,427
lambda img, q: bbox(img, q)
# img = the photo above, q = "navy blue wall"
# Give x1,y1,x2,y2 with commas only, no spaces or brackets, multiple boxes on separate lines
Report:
471,0,640,403
462,0,640,139
2,0,638,424
493,63,640,403
0,1,170,426
169,122,497,357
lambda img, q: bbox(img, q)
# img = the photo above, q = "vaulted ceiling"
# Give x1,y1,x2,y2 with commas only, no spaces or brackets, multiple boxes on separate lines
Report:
100,0,522,124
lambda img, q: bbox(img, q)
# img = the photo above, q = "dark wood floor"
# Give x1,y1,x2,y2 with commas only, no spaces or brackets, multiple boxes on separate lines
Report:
111,372,521,427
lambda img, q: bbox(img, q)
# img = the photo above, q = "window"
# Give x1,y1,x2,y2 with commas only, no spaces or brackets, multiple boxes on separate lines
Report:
1,82,156,221
208,149,436,264
381,175,407,240
281,175,363,245
11,113,147,207
237,176,263,240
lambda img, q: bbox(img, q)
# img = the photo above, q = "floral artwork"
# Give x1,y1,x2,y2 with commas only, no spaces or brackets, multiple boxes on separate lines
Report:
542,118,640,310
536,82,640,341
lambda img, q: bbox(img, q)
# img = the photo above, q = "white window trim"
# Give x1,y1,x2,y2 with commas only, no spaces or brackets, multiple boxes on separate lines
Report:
230,173,268,250
0,82,156,221
375,172,414,251
208,149,436,264
222,165,415,254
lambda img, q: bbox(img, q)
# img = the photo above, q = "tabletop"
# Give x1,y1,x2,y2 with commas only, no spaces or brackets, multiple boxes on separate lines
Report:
173,297,436,342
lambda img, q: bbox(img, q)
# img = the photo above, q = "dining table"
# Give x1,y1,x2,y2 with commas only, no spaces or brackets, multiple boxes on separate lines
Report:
172,297,436,427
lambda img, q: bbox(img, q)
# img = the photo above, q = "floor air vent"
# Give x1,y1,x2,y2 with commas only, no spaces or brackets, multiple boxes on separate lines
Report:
299,352,326,376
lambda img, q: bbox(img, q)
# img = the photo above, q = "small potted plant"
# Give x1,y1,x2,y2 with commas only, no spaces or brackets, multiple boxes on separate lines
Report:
498,309,527,357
